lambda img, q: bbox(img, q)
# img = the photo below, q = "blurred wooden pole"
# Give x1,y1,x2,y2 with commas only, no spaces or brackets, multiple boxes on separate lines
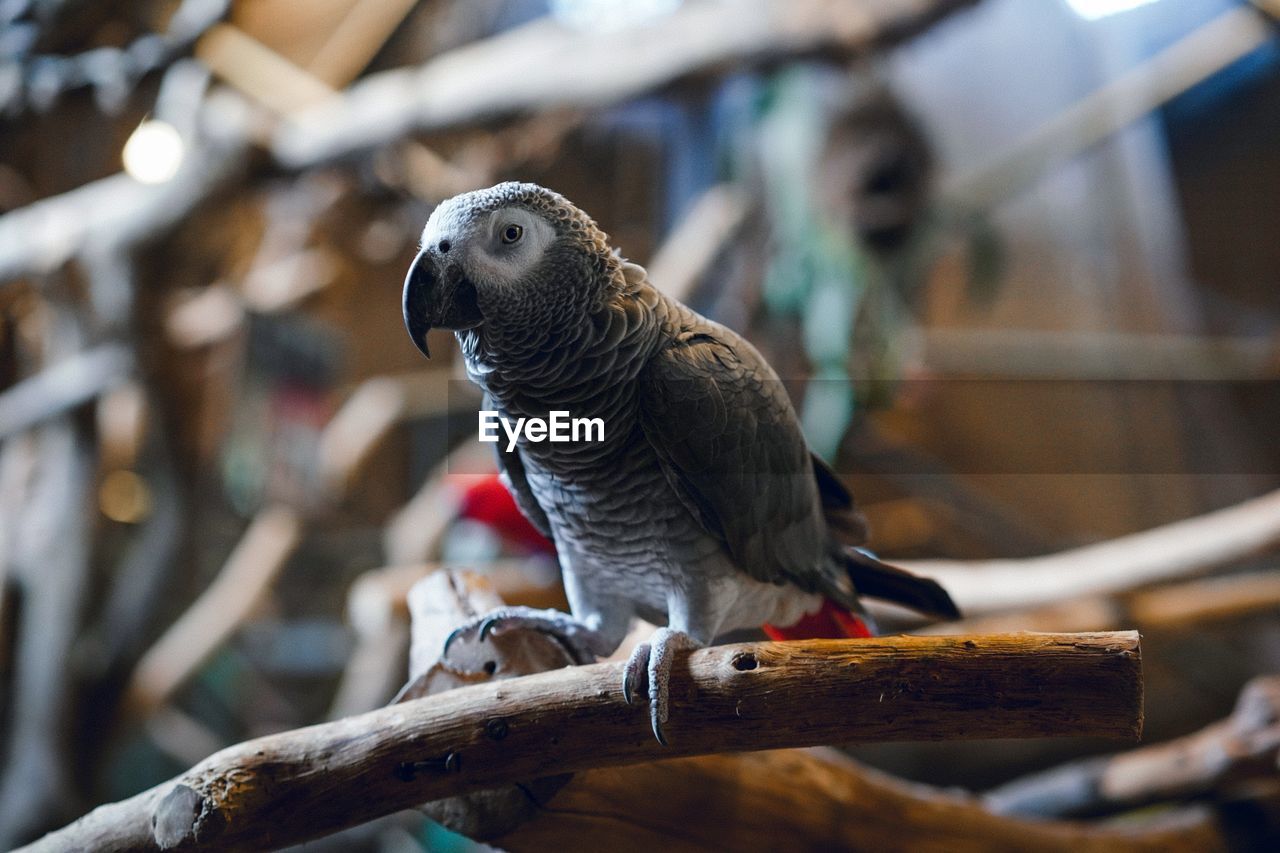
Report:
501,749,1225,853
121,505,302,719
919,327,1280,380
923,570,1280,636
985,675,1280,819
944,2,1276,211
274,0,982,167
902,488,1280,616
646,184,750,303
0,416,96,850
0,344,134,438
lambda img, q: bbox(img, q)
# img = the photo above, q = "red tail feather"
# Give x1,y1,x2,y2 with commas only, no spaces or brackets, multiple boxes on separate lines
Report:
763,598,872,640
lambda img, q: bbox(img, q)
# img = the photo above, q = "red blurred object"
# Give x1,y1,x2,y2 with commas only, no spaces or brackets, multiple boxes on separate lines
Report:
455,474,556,555
763,598,872,640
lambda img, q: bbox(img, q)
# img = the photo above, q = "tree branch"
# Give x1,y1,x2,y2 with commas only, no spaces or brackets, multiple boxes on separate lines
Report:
920,570,1280,636
0,134,245,284
500,749,1225,853
984,675,1280,820
0,343,133,439
272,0,981,168
20,630,1140,851
119,504,303,720
901,488,1280,616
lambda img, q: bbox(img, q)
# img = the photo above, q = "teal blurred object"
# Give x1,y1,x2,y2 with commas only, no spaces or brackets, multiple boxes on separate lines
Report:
420,818,490,852
756,68,876,459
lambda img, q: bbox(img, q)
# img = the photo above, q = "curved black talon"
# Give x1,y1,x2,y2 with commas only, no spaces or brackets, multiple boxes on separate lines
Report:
652,716,668,747
442,626,467,658
622,677,633,706
479,616,502,641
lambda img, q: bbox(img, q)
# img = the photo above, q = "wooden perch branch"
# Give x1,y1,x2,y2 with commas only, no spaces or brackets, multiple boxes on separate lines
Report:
22,630,1140,852
403,576,1188,850
901,487,1280,615
273,0,980,167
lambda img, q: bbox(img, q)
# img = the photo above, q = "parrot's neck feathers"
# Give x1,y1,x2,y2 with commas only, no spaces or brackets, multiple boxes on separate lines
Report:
462,283,671,418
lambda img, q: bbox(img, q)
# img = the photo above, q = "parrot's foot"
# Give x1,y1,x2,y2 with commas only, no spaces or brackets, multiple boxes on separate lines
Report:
622,628,701,745
443,607,605,666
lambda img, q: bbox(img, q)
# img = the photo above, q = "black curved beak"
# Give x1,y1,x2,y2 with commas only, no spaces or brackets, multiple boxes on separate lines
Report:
403,250,436,359
402,249,484,360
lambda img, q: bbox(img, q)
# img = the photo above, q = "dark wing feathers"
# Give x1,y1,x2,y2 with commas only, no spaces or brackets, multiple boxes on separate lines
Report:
637,323,959,620
486,392,554,539
637,330,839,595
811,452,869,546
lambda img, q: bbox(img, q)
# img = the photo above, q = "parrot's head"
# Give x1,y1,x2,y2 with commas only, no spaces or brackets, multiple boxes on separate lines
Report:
403,182,623,358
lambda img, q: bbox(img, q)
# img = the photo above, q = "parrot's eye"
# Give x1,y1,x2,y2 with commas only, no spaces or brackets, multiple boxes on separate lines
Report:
501,223,524,244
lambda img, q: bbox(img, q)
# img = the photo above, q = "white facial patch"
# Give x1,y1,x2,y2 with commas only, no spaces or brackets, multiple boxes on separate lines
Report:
420,197,473,250
420,203,556,291
472,207,556,288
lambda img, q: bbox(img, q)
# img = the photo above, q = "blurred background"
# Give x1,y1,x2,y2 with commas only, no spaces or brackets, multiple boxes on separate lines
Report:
2,0,1280,849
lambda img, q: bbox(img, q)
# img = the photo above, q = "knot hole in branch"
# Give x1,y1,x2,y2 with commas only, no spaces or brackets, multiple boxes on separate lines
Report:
731,651,758,671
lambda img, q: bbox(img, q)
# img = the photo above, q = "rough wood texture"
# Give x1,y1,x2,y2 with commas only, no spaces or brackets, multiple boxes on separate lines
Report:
327,562,565,718
500,749,1225,853
399,571,575,839
406,575,1205,850
273,0,981,167
19,631,1141,852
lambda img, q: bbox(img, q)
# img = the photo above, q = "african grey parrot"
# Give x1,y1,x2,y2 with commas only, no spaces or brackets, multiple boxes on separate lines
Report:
402,182,958,743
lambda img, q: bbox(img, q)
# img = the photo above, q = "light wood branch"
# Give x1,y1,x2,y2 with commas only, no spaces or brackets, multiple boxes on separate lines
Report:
317,372,480,500
0,100,249,282
348,561,564,636
901,488,1280,616
382,441,497,565
0,343,133,439
646,183,751,303
0,416,96,849
20,630,1140,852
273,0,981,167
326,560,565,719
120,504,302,719
944,3,1275,212
403,572,1199,851
923,570,1280,636
395,570,577,837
